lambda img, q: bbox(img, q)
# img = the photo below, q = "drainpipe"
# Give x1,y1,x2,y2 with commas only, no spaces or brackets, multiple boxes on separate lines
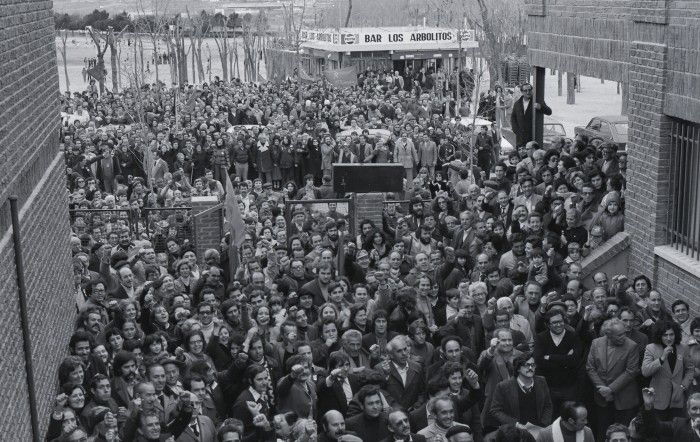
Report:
10,196,41,442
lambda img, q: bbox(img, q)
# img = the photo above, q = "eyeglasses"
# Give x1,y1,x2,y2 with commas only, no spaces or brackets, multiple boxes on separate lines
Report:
522,362,536,368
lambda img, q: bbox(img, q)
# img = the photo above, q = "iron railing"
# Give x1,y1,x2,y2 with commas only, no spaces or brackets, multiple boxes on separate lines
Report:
284,196,356,238
667,118,700,260
68,206,194,253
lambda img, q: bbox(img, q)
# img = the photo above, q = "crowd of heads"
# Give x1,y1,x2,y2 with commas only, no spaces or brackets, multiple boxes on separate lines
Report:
52,70,687,442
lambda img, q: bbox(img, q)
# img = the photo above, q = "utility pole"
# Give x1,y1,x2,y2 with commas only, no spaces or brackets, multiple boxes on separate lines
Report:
456,29,463,116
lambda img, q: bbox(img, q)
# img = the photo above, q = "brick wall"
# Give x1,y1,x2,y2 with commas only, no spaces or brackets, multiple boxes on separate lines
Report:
656,256,700,314
0,0,74,439
355,193,385,235
0,157,74,440
525,0,700,308
625,41,672,276
191,197,223,262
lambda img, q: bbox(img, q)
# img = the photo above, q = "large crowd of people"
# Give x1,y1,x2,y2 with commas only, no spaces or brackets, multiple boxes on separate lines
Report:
53,67,698,442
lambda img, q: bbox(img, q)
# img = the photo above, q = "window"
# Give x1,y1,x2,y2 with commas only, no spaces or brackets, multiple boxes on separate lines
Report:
667,118,700,260
598,121,612,136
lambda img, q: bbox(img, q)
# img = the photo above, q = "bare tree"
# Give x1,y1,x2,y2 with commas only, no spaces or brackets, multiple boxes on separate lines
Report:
344,0,353,27
57,30,70,92
241,12,269,82
134,0,171,86
284,0,308,101
558,70,563,96
186,9,209,83
86,26,109,93
166,16,190,86
106,26,129,92
567,72,576,104
212,12,231,82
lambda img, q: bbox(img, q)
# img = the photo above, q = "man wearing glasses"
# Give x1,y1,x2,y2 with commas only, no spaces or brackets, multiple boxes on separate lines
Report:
510,83,552,148
488,352,553,435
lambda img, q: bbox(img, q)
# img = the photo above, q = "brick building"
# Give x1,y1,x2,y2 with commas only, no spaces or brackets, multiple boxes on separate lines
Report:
526,0,700,309
0,0,75,439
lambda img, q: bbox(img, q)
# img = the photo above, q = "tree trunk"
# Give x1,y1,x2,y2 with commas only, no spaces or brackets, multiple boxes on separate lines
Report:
139,36,144,81
557,70,562,96
97,55,106,94
134,35,139,86
153,37,160,85
344,0,352,27
576,74,581,92
566,72,575,105
110,42,119,92
196,40,205,81
60,35,70,93
190,40,197,83
601,77,605,84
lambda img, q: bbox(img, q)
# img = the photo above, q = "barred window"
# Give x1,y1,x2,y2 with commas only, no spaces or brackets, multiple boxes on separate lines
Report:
667,118,700,260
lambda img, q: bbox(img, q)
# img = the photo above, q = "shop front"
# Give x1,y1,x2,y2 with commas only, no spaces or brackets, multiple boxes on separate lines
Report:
299,26,478,75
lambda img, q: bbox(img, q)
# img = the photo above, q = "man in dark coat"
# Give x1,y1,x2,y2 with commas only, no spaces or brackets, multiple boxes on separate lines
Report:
383,335,426,411
510,83,552,148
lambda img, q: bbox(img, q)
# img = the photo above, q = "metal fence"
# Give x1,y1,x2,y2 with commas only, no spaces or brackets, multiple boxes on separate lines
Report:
69,206,194,253
284,196,356,238
667,118,700,260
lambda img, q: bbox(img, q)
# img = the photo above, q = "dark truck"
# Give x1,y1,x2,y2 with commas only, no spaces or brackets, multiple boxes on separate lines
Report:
574,115,628,150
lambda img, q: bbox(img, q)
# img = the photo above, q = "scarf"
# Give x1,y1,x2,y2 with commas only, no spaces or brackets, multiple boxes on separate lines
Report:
551,417,584,442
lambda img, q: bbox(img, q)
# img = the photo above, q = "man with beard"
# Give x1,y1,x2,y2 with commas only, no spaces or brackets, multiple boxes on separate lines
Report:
489,352,553,431
300,263,334,307
112,351,141,407
323,220,341,255
408,225,438,257
404,197,425,231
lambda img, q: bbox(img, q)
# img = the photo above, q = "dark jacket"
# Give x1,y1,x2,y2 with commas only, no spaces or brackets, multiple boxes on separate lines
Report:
488,376,553,428
510,96,552,147
533,329,584,389
384,360,426,411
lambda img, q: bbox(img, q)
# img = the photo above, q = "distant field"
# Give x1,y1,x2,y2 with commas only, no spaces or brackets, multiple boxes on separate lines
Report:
56,35,268,92
54,0,218,15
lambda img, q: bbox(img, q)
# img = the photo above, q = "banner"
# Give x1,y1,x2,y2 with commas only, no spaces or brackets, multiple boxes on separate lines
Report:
224,175,246,279
324,65,357,89
86,66,106,81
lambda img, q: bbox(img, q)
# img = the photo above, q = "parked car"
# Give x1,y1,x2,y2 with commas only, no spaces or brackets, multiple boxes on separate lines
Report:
543,117,567,147
574,115,628,150
454,117,515,158
497,118,566,151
